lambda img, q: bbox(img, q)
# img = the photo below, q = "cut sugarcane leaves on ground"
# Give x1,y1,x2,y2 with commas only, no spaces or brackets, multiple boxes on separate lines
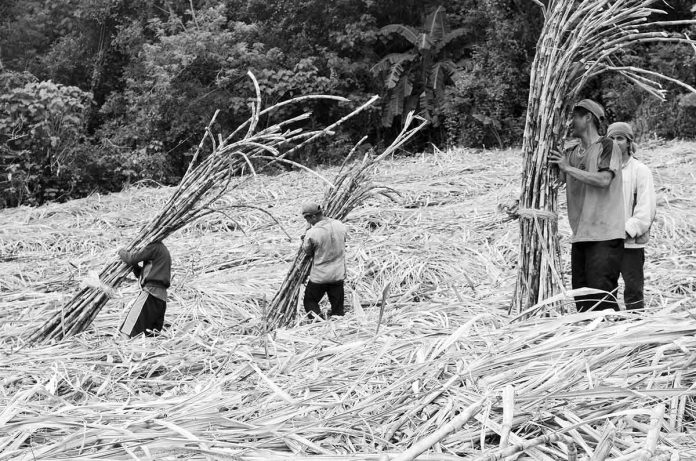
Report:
2,140,696,459
3,0,696,458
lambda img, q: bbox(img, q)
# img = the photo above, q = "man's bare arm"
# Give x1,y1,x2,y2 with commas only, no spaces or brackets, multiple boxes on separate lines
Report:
563,167,613,188
548,150,612,188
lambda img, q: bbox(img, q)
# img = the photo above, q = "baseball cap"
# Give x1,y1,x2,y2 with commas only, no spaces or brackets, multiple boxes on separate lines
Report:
301,203,321,216
573,99,606,123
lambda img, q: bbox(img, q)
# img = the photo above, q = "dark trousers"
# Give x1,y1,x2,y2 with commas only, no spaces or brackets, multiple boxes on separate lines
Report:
620,248,645,310
120,292,167,338
304,281,345,319
571,239,624,312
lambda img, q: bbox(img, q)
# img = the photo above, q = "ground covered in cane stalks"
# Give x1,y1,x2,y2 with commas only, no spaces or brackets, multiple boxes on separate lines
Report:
1,141,696,460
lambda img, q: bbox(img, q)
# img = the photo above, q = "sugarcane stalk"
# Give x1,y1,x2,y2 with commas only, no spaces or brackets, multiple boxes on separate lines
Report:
473,433,569,461
391,397,486,461
499,385,515,449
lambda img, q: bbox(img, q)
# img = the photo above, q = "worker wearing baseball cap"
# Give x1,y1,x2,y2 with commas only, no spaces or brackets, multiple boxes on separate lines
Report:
300,203,348,319
607,122,656,310
549,99,625,312
573,99,606,132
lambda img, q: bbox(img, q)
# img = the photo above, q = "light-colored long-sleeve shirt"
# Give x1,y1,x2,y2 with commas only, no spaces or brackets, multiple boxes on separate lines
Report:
622,157,656,249
302,218,347,283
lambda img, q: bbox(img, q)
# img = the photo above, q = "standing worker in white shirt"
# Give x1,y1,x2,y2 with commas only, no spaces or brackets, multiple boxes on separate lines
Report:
607,122,657,310
300,203,348,319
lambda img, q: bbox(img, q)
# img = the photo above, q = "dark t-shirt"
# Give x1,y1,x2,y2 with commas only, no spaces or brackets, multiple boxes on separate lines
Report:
119,242,171,300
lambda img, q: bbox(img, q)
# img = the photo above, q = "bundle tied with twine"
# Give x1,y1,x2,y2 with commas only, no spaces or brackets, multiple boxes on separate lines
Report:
26,72,379,345
512,0,696,314
265,112,427,330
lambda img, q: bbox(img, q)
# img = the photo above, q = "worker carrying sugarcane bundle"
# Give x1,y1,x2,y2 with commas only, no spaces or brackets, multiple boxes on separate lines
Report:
300,203,347,320
117,241,171,338
549,99,625,312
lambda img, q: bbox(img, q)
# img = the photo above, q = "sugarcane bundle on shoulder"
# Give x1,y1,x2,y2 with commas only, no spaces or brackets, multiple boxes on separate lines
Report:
300,203,348,320
266,112,427,329
117,241,171,338
25,73,379,345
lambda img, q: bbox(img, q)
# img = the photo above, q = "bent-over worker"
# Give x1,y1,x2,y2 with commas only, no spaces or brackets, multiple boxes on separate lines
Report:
117,241,171,337
549,99,625,312
607,122,656,310
301,203,347,319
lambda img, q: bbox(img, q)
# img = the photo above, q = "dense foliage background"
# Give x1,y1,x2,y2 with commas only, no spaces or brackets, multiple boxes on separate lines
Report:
1,0,694,207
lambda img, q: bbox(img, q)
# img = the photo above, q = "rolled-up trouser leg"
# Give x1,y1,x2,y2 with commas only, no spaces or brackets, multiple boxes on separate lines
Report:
120,292,167,338
303,281,325,319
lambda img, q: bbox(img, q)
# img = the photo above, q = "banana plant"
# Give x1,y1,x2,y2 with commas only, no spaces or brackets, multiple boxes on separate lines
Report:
371,6,472,127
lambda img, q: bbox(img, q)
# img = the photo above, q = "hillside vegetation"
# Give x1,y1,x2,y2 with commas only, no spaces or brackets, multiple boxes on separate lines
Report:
2,0,695,205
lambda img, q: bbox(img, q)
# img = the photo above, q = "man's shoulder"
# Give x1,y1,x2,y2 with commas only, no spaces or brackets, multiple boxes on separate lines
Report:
306,225,322,238
150,241,170,257
631,157,649,168
596,136,618,157
633,159,653,177
321,217,344,227
330,217,346,226
308,220,330,235
563,138,580,153
600,136,615,149
330,218,347,233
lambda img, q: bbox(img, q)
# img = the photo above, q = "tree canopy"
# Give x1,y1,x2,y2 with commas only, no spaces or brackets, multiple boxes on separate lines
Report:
1,0,694,206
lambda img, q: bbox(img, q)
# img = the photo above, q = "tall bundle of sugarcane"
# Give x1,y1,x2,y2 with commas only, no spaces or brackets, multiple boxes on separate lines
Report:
265,112,427,329
513,0,696,313
26,73,378,344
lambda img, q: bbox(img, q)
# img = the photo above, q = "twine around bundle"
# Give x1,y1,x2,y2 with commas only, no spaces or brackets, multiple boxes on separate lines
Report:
499,200,558,223
81,271,118,299
517,207,558,222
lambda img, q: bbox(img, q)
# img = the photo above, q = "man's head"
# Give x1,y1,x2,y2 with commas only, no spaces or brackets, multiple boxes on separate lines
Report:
301,202,323,226
607,122,635,156
571,99,606,137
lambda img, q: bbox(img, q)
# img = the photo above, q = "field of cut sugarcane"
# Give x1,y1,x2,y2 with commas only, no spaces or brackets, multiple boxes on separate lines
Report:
2,140,696,460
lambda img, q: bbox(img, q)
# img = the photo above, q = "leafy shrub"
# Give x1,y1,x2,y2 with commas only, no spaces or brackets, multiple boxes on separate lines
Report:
0,78,92,206
0,0,694,207
439,0,540,148
600,38,696,141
